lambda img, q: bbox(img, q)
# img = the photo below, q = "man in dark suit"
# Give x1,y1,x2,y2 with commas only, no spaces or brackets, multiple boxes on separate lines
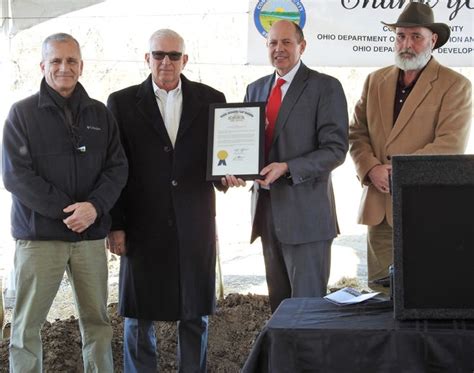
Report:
224,20,348,312
106,29,226,373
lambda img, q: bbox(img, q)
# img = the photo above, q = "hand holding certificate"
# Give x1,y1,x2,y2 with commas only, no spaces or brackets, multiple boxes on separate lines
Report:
207,103,265,181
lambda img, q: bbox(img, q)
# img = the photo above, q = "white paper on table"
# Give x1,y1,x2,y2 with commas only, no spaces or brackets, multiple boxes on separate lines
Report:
324,287,380,305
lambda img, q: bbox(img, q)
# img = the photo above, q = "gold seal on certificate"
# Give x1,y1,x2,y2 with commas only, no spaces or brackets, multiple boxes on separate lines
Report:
217,150,229,166
207,102,265,180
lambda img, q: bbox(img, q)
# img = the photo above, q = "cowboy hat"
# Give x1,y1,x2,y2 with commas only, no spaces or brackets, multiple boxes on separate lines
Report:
381,2,450,49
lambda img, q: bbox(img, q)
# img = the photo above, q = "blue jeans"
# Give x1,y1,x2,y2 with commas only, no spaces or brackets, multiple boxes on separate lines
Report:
124,316,208,373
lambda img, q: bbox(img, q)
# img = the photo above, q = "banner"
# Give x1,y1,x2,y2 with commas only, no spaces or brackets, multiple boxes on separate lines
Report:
247,0,474,67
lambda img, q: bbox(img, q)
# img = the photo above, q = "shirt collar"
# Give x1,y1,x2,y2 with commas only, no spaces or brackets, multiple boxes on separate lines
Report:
152,79,182,96
274,59,301,86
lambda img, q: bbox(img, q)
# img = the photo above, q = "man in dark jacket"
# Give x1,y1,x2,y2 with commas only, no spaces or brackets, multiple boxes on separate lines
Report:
2,33,128,372
106,29,225,372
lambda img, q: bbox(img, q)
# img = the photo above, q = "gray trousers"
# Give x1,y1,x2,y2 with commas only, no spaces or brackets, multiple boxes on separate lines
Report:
256,191,332,313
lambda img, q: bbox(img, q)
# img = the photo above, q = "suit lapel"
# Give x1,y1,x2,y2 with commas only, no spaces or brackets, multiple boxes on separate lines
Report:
377,66,398,141
387,58,438,146
272,63,308,146
176,75,202,143
136,75,172,146
261,75,274,102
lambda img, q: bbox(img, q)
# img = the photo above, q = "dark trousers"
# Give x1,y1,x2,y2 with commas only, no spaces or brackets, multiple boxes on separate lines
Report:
367,218,393,294
256,190,332,313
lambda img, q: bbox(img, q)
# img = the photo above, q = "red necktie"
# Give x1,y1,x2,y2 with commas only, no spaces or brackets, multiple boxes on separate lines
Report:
265,78,286,159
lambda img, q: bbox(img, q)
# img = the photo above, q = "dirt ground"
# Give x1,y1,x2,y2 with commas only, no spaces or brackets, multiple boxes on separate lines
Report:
0,293,271,372
0,243,364,372
0,188,367,372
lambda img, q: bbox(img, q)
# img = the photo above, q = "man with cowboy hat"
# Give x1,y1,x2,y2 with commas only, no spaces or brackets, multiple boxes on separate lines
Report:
349,1,472,292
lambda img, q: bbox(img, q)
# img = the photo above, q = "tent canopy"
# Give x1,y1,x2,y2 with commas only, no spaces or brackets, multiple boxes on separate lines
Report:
1,0,104,36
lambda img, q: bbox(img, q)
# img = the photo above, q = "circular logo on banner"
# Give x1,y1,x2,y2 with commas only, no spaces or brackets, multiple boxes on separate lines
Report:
254,0,306,38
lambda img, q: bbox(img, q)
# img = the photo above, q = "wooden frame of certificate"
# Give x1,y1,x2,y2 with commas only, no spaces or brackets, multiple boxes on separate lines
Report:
206,102,265,181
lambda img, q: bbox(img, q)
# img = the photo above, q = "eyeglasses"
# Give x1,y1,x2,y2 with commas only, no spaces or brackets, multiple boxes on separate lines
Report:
151,51,183,61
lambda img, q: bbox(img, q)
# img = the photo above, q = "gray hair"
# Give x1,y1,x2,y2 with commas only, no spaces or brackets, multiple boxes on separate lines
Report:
148,29,186,53
42,33,81,61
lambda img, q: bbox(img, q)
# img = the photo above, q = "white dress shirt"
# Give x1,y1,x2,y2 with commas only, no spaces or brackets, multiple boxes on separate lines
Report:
152,79,183,147
271,59,301,100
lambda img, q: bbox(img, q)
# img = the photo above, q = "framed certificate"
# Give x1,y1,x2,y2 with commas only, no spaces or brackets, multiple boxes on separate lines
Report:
207,102,265,181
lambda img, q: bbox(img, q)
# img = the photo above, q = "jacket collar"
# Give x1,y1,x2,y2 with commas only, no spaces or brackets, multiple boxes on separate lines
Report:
177,74,202,143
383,57,440,146
271,62,310,148
136,74,203,146
37,78,93,110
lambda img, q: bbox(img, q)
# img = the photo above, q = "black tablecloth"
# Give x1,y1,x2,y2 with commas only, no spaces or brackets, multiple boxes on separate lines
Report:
242,297,474,373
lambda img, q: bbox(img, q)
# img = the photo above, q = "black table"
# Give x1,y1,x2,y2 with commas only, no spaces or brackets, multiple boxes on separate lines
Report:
242,297,474,373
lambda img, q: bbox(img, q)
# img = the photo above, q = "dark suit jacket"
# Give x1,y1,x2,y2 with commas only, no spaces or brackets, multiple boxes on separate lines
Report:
107,74,226,321
245,63,348,245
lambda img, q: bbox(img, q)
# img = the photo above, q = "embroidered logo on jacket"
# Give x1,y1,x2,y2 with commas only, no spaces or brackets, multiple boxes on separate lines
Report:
86,125,101,131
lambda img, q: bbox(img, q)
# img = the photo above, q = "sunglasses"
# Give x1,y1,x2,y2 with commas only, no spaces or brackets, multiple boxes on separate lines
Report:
151,51,183,61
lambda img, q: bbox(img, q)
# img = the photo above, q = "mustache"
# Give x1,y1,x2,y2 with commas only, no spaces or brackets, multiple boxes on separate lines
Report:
397,48,416,57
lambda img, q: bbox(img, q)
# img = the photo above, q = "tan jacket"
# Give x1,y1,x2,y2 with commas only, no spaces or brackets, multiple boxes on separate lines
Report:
349,57,472,226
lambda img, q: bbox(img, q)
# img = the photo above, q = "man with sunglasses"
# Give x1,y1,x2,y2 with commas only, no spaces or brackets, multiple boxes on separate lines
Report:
3,33,128,372
106,29,226,372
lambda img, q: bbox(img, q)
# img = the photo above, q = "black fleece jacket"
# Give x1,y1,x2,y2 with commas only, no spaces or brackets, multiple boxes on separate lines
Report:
2,79,128,241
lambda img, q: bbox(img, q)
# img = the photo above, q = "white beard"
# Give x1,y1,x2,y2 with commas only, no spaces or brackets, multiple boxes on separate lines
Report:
395,44,432,71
